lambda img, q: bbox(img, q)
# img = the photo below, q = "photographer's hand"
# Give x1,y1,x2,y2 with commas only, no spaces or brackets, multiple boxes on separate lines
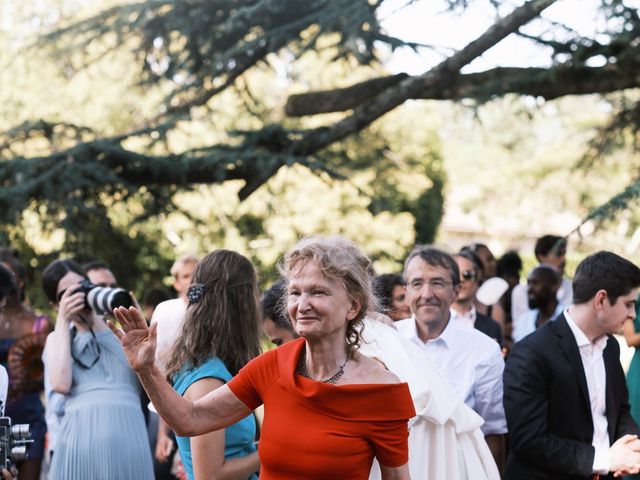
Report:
1,464,18,479
109,306,157,372
57,284,87,327
48,285,87,394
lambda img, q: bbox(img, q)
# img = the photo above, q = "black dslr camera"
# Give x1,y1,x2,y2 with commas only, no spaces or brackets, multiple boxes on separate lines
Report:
75,279,134,316
0,417,32,469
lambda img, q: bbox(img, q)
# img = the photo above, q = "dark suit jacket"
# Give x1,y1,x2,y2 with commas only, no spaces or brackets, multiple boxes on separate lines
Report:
475,312,503,347
503,313,638,480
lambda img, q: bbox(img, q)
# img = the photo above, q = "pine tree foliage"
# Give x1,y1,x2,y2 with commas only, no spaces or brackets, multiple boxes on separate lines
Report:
2,0,640,254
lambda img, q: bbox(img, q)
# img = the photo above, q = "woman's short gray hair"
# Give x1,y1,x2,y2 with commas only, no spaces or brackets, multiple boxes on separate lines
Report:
279,236,378,352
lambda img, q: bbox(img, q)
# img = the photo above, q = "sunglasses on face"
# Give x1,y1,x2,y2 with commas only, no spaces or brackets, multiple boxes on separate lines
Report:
461,270,477,281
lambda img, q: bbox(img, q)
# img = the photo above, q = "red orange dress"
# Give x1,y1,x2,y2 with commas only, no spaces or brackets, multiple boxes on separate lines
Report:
227,338,416,479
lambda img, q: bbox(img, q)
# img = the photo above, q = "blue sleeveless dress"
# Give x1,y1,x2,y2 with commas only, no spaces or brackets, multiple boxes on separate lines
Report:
47,329,153,479
172,357,258,480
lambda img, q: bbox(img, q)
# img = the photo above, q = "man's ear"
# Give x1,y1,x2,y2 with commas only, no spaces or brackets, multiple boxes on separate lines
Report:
593,289,609,310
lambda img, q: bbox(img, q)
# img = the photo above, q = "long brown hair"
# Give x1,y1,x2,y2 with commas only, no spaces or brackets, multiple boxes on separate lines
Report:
165,250,261,380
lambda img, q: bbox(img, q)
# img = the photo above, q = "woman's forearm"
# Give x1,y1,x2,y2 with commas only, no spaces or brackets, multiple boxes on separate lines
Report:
380,463,410,480
137,365,197,436
139,367,249,437
47,327,73,393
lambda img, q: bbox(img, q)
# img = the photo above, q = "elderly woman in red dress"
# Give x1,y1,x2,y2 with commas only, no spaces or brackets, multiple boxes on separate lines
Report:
111,237,415,480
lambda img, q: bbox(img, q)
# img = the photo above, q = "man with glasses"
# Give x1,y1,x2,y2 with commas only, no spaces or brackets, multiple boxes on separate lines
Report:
451,250,503,346
396,245,507,472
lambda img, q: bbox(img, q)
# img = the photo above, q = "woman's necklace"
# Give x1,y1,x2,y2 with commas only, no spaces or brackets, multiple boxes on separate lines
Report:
296,349,350,384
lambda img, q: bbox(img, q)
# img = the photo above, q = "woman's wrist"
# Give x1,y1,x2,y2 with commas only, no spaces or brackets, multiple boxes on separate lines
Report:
55,314,70,329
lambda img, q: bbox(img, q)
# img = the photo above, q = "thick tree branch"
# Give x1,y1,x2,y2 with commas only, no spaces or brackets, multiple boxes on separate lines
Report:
288,0,557,155
0,140,309,220
0,0,563,215
285,61,640,116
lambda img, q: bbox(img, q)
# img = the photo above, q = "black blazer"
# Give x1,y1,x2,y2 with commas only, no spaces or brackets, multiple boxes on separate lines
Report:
475,313,503,347
503,313,638,480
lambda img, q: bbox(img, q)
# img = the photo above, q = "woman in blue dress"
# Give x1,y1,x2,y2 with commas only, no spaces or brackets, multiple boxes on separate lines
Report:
164,250,261,480
42,259,153,479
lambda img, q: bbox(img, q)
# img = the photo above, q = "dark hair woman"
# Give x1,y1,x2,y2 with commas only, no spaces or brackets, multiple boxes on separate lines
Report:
164,250,261,480
261,278,298,346
111,237,415,480
0,249,50,480
42,259,153,479
373,273,410,321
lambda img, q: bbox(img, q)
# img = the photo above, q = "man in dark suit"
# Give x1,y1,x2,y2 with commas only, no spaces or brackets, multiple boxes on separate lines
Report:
451,250,503,346
504,251,640,479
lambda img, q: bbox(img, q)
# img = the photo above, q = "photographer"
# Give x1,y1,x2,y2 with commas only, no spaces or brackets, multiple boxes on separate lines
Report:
42,259,153,479
0,263,22,480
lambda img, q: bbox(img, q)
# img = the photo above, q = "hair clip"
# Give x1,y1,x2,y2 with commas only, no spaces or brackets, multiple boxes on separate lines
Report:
187,283,206,305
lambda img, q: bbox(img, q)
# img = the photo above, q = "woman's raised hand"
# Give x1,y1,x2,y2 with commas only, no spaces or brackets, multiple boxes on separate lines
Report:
109,306,158,372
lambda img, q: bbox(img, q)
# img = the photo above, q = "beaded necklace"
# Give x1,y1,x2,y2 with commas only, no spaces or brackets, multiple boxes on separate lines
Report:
295,348,350,384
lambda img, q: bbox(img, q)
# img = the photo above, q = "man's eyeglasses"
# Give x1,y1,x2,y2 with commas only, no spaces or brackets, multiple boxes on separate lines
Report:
461,270,477,281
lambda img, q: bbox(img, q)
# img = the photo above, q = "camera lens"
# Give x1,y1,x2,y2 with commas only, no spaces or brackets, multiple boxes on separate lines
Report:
11,424,30,440
10,445,28,462
86,287,133,315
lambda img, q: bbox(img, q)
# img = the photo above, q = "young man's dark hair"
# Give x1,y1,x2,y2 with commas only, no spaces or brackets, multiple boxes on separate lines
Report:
534,235,566,260
573,251,640,305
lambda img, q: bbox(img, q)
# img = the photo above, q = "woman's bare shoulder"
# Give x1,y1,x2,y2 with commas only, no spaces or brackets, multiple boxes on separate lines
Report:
348,354,401,385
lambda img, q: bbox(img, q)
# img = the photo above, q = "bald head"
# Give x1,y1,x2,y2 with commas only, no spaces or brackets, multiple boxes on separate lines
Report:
527,265,561,310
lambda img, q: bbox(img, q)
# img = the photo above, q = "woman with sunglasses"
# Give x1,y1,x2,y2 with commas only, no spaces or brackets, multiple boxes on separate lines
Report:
42,259,153,479
451,251,503,347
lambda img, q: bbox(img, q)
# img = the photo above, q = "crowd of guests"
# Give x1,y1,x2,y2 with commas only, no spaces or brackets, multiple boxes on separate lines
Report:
1,233,640,479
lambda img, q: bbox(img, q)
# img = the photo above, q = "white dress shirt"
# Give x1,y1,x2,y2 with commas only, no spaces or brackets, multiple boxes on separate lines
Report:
565,310,610,474
361,319,501,480
450,305,476,330
395,316,507,435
